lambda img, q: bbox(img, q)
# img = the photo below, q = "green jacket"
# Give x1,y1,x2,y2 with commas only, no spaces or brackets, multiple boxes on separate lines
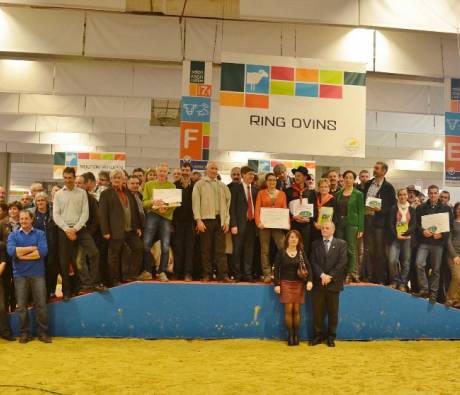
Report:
335,188,364,232
143,180,177,221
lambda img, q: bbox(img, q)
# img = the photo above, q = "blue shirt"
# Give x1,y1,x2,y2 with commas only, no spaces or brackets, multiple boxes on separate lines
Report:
7,227,48,278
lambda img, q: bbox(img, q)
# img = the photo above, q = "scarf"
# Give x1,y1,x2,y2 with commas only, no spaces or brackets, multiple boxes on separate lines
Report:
292,183,307,203
397,201,410,223
317,193,334,209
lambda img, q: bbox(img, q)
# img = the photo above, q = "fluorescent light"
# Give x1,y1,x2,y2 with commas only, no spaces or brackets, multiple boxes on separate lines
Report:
54,144,94,152
433,139,443,148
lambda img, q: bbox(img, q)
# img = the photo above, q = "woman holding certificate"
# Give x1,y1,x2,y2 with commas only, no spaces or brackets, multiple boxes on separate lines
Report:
313,178,336,241
388,188,416,292
286,166,316,255
274,230,313,346
334,171,364,283
255,173,288,283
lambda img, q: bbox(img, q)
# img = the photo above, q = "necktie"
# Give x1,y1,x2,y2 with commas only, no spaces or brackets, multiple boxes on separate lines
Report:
324,239,330,253
247,185,254,220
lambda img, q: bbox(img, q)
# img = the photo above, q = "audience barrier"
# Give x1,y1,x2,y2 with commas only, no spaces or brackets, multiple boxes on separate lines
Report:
9,282,460,340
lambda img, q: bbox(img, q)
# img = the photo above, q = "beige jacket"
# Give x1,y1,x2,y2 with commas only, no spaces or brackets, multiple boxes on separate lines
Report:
192,176,231,226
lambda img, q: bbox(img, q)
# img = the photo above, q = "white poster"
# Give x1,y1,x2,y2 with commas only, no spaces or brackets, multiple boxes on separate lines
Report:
218,52,366,157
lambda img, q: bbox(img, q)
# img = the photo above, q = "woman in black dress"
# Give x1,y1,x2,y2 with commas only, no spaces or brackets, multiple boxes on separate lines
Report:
274,230,313,346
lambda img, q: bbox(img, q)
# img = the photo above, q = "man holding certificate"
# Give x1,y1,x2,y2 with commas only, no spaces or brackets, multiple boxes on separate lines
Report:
142,163,177,282
286,166,316,256
415,185,453,303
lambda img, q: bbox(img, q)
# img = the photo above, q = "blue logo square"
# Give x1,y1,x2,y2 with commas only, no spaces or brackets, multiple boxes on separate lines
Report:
181,96,211,123
245,65,270,94
296,83,318,97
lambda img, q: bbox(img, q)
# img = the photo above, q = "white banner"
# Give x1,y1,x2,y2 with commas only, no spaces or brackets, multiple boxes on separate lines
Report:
218,52,366,158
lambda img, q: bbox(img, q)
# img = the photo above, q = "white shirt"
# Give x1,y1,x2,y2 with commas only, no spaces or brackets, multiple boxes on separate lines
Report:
53,186,89,232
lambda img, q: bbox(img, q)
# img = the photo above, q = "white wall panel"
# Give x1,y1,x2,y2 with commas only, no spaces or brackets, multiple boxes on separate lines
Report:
0,6,84,55
442,38,460,78
0,60,54,93
85,96,124,117
57,117,92,133
20,94,85,116
240,0,359,25
89,133,125,146
221,20,283,57
133,65,181,98
93,118,125,134
40,132,90,145
397,133,440,150
125,119,150,134
361,0,460,34
185,18,221,61
294,26,374,70
55,62,133,96
366,130,396,147
7,142,51,154
0,115,36,132
0,131,39,143
375,112,436,134
375,31,443,77
0,94,19,113
0,1,125,11
85,13,181,61
95,146,141,157
124,98,151,119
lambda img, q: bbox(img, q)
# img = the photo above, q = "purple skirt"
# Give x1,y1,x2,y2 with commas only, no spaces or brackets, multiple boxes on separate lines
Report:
280,280,305,304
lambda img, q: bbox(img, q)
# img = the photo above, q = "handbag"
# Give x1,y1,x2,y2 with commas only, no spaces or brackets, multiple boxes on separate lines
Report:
297,250,308,281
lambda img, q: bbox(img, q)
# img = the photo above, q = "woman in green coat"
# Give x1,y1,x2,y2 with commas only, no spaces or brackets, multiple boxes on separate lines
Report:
334,170,364,283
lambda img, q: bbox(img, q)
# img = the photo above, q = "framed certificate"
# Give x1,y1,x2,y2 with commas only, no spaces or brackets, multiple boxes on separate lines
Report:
260,208,290,230
421,213,450,233
153,189,182,207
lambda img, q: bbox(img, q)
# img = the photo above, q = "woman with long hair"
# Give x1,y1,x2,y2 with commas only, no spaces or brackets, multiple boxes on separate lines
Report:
274,230,313,346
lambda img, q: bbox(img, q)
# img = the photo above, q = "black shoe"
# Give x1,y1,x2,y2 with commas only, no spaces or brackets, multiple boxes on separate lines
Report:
293,328,300,345
19,334,31,344
414,291,429,299
63,294,71,302
429,295,437,304
309,337,322,346
38,335,52,344
94,284,108,292
287,329,294,346
326,338,336,347
1,334,16,341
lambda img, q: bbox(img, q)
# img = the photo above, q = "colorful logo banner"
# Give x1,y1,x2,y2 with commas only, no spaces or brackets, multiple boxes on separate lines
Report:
180,60,212,161
248,159,316,181
53,152,126,180
218,53,366,158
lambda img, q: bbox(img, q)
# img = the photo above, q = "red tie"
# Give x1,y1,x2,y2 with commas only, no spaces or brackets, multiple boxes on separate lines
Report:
247,185,254,220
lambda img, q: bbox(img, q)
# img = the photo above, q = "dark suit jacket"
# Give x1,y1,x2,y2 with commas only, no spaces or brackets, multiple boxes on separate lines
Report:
86,192,100,236
99,187,141,239
363,178,397,228
310,237,347,292
230,183,259,229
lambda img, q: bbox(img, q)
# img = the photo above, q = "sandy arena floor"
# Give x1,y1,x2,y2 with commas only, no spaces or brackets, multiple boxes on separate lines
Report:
0,338,459,394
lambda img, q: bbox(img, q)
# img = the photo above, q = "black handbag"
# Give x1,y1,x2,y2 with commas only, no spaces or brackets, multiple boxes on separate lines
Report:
297,250,308,281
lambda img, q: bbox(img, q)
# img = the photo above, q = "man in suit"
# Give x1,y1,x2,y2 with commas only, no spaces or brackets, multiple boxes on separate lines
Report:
99,169,143,286
310,221,347,347
230,165,259,282
363,161,396,284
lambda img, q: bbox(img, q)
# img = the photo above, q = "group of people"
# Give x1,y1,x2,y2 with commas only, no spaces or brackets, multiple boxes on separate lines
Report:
0,158,458,346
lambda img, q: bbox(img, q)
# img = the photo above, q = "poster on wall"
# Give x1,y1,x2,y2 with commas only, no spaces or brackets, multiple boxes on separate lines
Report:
53,152,126,180
248,159,316,180
218,52,366,158
179,60,213,161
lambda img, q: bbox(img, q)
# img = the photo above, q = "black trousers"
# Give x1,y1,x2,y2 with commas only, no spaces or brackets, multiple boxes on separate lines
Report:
45,241,59,297
2,261,15,311
174,221,195,277
107,231,143,285
312,289,340,340
364,217,388,284
58,228,100,297
0,277,12,336
231,220,256,280
200,218,228,279
292,221,311,256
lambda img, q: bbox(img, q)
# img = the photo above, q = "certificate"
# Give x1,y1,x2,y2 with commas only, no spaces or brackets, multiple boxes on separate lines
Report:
396,222,409,236
260,208,290,230
318,207,334,225
421,213,450,233
289,200,313,218
366,196,382,209
153,189,182,207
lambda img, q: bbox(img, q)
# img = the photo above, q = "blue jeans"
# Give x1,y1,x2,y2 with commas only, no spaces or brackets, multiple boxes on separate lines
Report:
14,276,48,336
143,212,172,274
415,243,443,297
388,239,411,286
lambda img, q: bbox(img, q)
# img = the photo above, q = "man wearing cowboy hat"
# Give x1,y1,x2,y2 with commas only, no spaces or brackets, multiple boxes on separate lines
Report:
286,166,316,255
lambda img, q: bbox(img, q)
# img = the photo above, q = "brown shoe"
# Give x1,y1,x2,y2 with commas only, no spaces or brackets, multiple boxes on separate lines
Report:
38,335,52,344
184,274,193,282
201,275,211,282
263,276,272,284
221,276,235,283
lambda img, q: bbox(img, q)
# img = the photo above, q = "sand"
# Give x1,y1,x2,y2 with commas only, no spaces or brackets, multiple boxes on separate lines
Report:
1,338,459,394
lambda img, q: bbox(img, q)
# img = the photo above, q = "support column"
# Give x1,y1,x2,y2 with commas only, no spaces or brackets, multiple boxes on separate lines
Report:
0,152,11,198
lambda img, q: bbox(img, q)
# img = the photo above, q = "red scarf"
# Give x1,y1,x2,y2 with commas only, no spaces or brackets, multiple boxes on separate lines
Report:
291,183,307,203
317,193,334,209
